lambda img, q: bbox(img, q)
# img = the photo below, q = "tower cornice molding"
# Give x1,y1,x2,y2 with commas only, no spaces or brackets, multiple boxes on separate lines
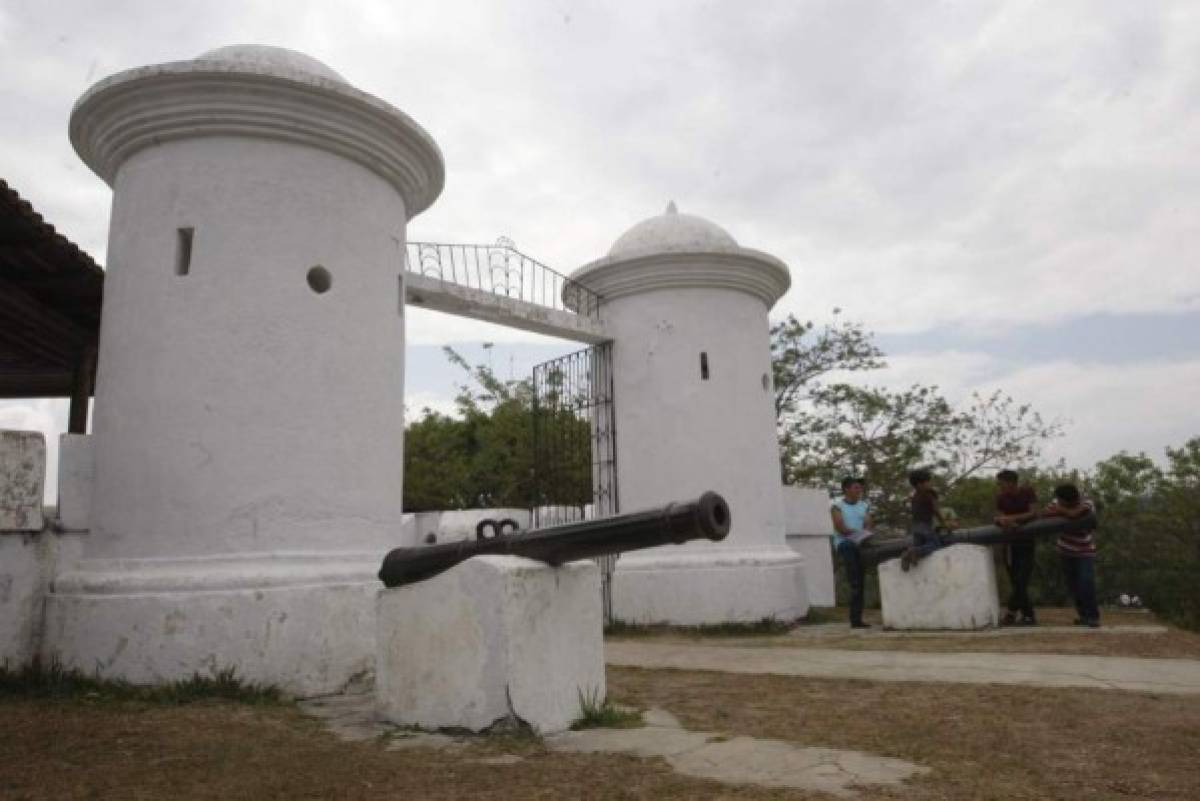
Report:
69,60,445,218
571,248,791,309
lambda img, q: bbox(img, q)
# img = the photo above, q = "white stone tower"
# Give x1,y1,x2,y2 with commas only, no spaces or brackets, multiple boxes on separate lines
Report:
46,46,443,694
572,204,809,624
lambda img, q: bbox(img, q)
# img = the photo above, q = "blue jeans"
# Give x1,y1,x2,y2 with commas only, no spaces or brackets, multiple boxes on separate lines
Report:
836,539,865,626
1060,556,1099,622
910,522,944,558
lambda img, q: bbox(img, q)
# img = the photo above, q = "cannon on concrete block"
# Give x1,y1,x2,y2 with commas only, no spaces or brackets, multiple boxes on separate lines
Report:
374,491,732,734
378,491,731,588
856,511,1099,565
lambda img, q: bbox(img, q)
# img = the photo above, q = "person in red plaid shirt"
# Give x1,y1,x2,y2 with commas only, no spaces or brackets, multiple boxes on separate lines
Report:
1041,483,1100,628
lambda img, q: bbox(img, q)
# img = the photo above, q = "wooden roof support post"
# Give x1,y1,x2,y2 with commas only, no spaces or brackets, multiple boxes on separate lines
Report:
68,343,97,434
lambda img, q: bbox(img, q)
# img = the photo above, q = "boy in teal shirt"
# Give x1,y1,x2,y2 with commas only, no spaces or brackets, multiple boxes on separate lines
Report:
831,476,875,628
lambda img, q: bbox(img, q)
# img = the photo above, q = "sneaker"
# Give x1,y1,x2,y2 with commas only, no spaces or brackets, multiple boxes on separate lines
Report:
1085,618,1101,628
1073,618,1087,626
900,548,915,572
1018,615,1037,626
1000,612,1018,627
850,621,871,629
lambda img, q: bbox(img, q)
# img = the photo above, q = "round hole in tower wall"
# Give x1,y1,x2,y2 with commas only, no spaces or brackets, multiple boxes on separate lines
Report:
307,265,332,294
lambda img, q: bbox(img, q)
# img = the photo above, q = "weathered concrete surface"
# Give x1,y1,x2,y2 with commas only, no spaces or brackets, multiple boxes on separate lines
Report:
1,430,45,532
546,707,927,797
879,544,1000,630
376,556,604,734
606,641,1200,695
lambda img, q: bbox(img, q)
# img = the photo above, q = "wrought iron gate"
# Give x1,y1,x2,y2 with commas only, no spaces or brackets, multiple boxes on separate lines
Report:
531,343,619,619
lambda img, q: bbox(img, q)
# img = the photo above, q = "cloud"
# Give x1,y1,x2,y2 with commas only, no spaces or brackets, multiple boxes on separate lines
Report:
4,0,1197,472
826,349,1200,469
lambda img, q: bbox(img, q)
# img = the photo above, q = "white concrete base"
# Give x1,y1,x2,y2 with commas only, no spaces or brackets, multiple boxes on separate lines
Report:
375,556,604,734
878,544,999,630
0,531,86,665
611,547,809,625
43,552,382,696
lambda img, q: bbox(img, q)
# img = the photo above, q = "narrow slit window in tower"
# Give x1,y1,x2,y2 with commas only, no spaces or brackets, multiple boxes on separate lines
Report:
700,352,709,380
175,227,194,276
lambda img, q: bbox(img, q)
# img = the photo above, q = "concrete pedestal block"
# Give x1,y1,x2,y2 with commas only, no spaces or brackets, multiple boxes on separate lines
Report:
611,547,809,625
1,430,45,532
879,544,999,630
375,556,604,734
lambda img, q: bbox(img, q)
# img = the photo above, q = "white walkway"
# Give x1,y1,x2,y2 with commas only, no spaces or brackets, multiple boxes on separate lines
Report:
605,641,1200,695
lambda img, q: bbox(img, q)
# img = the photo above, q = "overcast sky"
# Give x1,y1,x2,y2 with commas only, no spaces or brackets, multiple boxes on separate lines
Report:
3,0,1199,494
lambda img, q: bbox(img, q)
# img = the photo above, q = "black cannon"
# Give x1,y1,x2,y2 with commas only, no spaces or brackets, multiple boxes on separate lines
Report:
378,491,732,588
856,511,1099,565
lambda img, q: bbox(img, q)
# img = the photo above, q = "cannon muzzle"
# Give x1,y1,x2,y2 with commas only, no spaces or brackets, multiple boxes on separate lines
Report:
379,491,731,588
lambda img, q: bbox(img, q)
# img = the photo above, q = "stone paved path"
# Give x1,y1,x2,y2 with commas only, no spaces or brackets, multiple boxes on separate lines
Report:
546,708,927,798
298,694,930,797
785,622,1169,641
606,641,1200,695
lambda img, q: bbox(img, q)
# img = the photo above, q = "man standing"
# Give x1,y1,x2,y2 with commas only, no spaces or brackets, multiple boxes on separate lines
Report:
1043,483,1101,627
995,470,1039,626
831,477,874,629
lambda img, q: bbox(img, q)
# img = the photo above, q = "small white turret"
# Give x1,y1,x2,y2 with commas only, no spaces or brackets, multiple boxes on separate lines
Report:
571,204,808,624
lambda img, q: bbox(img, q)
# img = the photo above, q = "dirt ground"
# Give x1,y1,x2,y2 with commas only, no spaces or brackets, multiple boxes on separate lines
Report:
4,656,1199,801
611,608,1200,660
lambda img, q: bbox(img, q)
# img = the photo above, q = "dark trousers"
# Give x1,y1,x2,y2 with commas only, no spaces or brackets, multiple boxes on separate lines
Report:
1060,555,1100,622
910,522,943,558
1006,541,1036,617
836,539,865,625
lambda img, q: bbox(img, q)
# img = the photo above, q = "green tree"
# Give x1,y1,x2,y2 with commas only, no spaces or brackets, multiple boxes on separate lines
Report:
1088,441,1200,629
403,347,592,512
781,381,1062,527
771,310,885,418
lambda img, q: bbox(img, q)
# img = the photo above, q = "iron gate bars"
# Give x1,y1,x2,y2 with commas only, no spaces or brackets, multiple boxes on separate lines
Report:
531,343,619,620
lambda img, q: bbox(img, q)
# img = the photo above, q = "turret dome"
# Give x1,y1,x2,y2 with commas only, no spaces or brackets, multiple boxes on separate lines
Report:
194,44,348,84
608,202,738,258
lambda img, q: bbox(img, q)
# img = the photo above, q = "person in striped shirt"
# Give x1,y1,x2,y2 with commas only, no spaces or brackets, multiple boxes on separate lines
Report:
1041,483,1100,628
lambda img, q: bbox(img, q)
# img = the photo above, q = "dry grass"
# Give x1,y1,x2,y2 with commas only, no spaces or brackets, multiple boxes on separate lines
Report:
4,659,1199,800
609,608,1200,660
610,666,1200,801
0,697,804,800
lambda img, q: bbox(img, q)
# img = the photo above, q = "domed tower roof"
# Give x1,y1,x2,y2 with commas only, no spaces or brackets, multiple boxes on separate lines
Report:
608,202,738,258
194,44,349,84
569,202,791,309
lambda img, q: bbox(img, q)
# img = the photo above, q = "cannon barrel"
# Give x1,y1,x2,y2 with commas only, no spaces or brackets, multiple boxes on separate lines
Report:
857,512,1099,565
378,491,732,588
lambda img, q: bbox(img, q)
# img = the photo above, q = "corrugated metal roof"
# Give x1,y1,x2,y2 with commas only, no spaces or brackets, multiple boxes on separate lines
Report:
0,178,104,398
